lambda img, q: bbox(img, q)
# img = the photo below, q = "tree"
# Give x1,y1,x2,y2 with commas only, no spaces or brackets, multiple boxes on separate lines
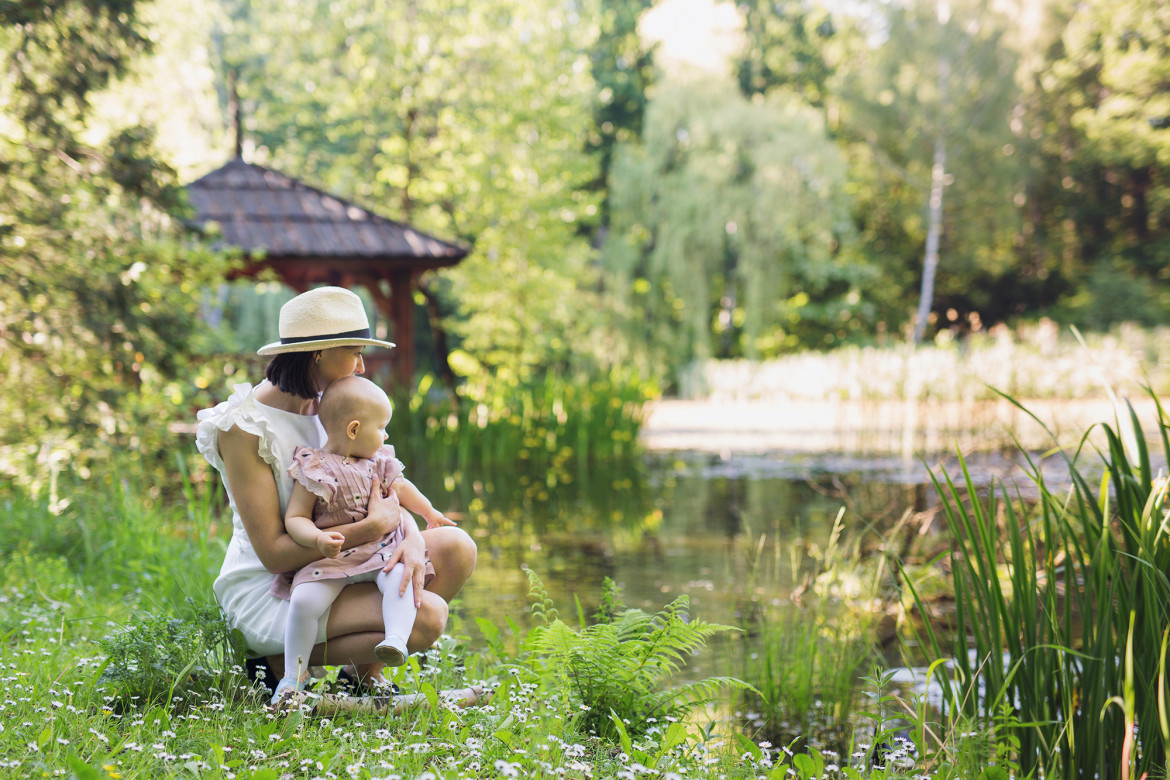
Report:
602,77,868,381
0,1,230,491
211,0,609,388
832,0,1026,338
735,0,836,107
1019,0,1170,328
583,0,657,230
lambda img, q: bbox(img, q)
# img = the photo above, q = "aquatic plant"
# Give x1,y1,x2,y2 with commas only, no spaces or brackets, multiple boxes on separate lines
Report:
738,603,872,754
904,390,1170,777
390,369,656,473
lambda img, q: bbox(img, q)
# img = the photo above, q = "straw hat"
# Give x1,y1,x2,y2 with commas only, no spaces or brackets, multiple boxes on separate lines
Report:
257,287,396,356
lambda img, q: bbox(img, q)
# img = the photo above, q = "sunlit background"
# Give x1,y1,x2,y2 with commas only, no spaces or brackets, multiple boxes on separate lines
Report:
4,0,1170,774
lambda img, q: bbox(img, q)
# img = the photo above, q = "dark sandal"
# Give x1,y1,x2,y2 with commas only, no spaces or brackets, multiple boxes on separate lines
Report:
245,656,279,696
336,667,400,696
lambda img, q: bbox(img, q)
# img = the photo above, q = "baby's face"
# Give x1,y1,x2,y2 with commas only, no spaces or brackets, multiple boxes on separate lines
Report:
349,395,392,459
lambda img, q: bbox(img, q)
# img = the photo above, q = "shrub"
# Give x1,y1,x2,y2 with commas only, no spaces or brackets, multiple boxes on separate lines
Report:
95,600,247,711
522,569,752,740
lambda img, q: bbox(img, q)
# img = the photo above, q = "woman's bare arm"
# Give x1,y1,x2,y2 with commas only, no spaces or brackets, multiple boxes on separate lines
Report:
218,426,397,572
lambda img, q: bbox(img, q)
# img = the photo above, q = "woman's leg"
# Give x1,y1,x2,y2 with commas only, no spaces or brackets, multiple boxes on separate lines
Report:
420,526,477,601
312,527,473,679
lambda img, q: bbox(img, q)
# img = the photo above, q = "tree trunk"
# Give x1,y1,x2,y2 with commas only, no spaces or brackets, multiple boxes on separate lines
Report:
913,133,947,344
913,12,950,345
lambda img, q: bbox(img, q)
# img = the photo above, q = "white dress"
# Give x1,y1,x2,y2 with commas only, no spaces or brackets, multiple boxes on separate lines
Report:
196,382,328,657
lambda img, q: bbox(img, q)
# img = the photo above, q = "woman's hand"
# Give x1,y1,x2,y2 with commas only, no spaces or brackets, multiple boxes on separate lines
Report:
363,476,402,536
382,519,428,607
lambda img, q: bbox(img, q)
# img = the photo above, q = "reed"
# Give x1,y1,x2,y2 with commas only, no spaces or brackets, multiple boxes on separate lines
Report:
682,323,1170,403
732,511,877,756
389,369,656,474
904,389,1170,777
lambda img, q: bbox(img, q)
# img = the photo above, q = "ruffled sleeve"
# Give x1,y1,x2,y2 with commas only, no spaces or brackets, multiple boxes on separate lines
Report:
286,445,339,504
374,444,406,491
195,383,283,474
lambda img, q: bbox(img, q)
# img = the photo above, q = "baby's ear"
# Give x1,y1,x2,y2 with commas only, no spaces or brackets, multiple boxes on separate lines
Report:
346,419,361,440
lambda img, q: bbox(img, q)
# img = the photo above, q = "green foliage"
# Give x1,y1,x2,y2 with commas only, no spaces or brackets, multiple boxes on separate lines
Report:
832,0,1026,335
740,603,872,753
736,0,836,106
584,0,657,226
389,369,656,476
523,568,751,740
1022,0,1170,328
96,601,247,711
603,75,870,379
0,0,232,491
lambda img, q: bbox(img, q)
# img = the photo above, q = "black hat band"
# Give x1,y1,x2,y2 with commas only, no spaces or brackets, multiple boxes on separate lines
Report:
280,327,372,345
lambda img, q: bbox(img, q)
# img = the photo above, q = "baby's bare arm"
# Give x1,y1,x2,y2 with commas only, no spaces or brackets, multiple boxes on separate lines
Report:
393,476,457,528
285,483,326,548
285,483,344,557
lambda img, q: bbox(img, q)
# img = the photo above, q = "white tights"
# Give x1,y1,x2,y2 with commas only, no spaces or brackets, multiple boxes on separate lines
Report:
282,564,416,680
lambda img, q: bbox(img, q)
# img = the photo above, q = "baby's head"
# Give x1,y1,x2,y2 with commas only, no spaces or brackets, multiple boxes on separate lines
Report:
318,376,392,458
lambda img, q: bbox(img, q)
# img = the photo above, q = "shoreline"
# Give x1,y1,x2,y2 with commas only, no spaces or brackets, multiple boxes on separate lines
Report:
639,396,1163,457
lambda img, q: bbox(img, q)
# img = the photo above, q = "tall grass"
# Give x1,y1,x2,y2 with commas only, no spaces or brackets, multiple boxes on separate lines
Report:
390,369,656,474
905,390,1170,777
732,512,877,755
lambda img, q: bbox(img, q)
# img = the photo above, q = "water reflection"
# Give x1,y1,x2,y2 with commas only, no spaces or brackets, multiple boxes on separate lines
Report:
412,451,942,651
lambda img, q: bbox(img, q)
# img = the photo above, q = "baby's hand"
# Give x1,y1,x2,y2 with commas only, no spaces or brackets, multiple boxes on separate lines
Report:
424,510,458,529
317,531,345,558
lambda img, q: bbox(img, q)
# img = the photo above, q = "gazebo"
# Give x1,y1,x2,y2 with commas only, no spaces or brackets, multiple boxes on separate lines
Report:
187,158,469,384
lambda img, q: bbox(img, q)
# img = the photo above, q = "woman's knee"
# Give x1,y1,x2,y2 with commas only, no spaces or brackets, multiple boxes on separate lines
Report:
425,526,477,594
409,592,448,652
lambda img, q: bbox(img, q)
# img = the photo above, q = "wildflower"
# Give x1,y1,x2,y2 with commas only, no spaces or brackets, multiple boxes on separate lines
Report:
494,760,521,777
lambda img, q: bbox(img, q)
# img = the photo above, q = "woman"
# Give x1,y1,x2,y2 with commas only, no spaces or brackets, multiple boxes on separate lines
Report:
196,286,476,691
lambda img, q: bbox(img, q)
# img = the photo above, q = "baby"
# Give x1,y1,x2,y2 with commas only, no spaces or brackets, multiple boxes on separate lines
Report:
270,375,452,704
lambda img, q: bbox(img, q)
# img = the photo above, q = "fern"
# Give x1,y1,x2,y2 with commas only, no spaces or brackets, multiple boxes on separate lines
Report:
524,570,752,739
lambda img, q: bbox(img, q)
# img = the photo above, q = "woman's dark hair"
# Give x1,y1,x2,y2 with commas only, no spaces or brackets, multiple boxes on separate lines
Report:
265,352,318,399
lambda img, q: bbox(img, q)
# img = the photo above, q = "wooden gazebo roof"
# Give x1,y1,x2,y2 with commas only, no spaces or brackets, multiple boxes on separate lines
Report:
187,158,470,384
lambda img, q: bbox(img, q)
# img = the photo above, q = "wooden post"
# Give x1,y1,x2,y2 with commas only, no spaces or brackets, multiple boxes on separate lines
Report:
388,269,416,388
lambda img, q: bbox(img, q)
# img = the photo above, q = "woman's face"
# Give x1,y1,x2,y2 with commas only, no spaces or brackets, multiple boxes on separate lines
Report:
313,346,366,392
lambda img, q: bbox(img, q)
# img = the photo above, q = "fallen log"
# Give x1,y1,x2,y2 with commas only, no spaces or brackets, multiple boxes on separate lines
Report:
276,684,492,716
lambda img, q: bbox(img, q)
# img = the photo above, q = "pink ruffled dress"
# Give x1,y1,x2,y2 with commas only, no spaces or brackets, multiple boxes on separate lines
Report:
270,444,412,599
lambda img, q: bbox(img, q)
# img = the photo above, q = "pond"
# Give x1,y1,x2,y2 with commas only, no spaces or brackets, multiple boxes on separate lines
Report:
411,448,1079,673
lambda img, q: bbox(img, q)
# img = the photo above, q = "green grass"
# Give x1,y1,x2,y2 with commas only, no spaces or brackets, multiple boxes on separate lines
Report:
0,467,775,779
17,378,1170,777
0,454,1015,780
